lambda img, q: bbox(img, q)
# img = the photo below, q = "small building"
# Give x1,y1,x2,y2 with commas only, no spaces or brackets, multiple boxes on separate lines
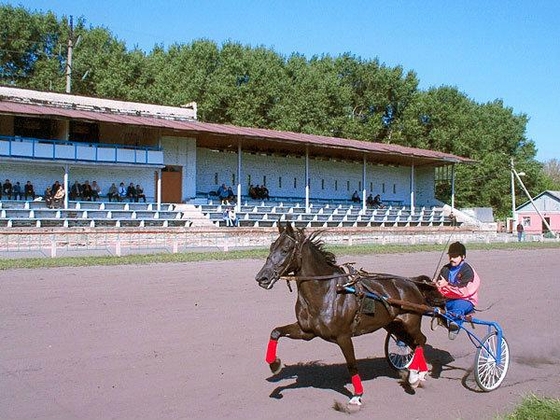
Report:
516,190,560,236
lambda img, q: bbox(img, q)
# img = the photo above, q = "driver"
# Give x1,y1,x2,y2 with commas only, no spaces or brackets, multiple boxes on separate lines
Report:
434,241,481,339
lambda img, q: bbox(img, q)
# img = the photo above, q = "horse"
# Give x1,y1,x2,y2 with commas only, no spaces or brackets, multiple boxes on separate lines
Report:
255,223,439,407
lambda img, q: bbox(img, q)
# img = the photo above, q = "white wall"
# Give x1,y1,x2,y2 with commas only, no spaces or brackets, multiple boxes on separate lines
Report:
194,148,436,204
161,136,197,201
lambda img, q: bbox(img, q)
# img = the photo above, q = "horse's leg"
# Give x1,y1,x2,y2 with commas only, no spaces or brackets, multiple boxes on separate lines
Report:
336,335,363,406
398,314,429,387
266,322,315,375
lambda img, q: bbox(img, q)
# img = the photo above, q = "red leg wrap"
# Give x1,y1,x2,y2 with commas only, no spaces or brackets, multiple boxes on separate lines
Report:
409,346,428,372
351,374,363,395
265,339,278,364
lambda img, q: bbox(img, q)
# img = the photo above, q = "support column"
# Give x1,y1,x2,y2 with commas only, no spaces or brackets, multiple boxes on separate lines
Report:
237,142,242,212
410,164,415,215
305,146,310,212
156,169,162,211
362,155,367,213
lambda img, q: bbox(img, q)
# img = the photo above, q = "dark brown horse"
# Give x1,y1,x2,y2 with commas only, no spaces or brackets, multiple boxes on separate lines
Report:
255,223,436,406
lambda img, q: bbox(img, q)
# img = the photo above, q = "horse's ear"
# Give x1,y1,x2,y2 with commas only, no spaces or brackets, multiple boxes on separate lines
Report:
277,220,284,234
285,222,294,235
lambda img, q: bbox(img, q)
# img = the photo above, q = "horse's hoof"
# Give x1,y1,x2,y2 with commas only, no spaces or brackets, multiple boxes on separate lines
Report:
269,358,282,375
348,395,362,407
408,370,427,388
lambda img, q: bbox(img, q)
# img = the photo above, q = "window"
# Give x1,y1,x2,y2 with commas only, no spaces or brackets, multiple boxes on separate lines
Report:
321,179,325,190
358,181,362,191
278,177,282,188
347,181,350,191
231,173,235,185
335,180,338,191
294,177,297,188
263,175,267,185
382,183,386,193
370,182,373,192
393,184,396,194
214,173,218,185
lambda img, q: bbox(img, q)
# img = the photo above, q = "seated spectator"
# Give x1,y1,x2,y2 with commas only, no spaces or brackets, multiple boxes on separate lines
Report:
351,190,360,203
52,185,65,209
44,187,53,208
12,181,22,200
254,184,270,200
91,181,101,201
373,194,384,208
70,181,82,201
226,186,235,203
136,184,146,202
228,207,239,227
52,181,62,196
217,183,230,205
2,179,13,199
126,182,137,202
117,182,127,201
222,208,232,227
366,193,374,207
248,184,258,199
82,180,93,201
107,183,119,202
24,181,36,200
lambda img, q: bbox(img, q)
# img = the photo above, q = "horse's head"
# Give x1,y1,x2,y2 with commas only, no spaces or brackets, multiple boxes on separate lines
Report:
256,222,300,290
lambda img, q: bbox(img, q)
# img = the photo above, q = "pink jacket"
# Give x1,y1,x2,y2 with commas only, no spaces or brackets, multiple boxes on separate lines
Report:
438,263,480,306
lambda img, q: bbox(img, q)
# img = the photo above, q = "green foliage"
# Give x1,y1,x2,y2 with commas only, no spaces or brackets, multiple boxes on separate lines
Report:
0,4,550,218
498,394,560,420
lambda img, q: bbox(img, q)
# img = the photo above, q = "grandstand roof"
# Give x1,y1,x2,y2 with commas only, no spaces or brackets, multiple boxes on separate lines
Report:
0,87,473,168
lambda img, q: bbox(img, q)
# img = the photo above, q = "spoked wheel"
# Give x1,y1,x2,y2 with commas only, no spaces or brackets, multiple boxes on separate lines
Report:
474,332,510,391
384,332,414,370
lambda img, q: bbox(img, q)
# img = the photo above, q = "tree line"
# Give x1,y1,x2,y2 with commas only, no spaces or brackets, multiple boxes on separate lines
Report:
1,5,558,217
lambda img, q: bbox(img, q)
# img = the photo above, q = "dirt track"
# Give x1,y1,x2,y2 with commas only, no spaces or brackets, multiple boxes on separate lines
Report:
1,248,559,420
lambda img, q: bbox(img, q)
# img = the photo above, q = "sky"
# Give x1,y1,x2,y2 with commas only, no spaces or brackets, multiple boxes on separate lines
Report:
8,0,560,162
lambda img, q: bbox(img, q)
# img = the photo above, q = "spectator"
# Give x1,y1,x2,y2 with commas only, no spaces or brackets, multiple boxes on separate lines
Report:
2,179,13,199
70,181,82,200
373,194,384,208
228,207,239,227
217,183,229,205
91,181,101,201
52,181,62,196
135,184,146,202
222,207,232,227
126,183,137,202
12,181,23,200
52,184,65,208
24,181,36,200
82,180,93,201
259,185,270,200
226,186,235,204
516,222,524,242
366,194,374,207
107,183,119,202
351,190,360,203
118,182,127,201
44,186,53,208
248,184,258,199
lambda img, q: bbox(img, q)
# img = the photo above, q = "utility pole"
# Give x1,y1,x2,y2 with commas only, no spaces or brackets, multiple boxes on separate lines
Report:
65,16,74,93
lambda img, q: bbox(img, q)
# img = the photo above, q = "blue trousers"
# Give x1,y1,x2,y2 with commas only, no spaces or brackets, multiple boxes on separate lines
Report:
445,299,474,326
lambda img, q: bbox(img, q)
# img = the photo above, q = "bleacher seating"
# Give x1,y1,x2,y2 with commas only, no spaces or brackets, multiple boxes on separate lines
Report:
0,195,458,230
196,198,457,228
0,200,192,228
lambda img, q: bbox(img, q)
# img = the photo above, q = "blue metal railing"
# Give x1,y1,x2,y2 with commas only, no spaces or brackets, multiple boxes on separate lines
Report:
0,135,163,165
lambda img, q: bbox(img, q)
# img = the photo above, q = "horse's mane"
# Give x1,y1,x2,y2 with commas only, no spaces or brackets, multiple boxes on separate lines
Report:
298,228,337,267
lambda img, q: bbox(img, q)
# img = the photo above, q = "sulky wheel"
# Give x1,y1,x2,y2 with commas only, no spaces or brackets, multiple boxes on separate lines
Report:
384,332,414,370
474,332,510,391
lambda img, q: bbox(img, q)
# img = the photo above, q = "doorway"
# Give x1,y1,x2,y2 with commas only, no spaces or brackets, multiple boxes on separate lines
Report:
160,165,182,203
